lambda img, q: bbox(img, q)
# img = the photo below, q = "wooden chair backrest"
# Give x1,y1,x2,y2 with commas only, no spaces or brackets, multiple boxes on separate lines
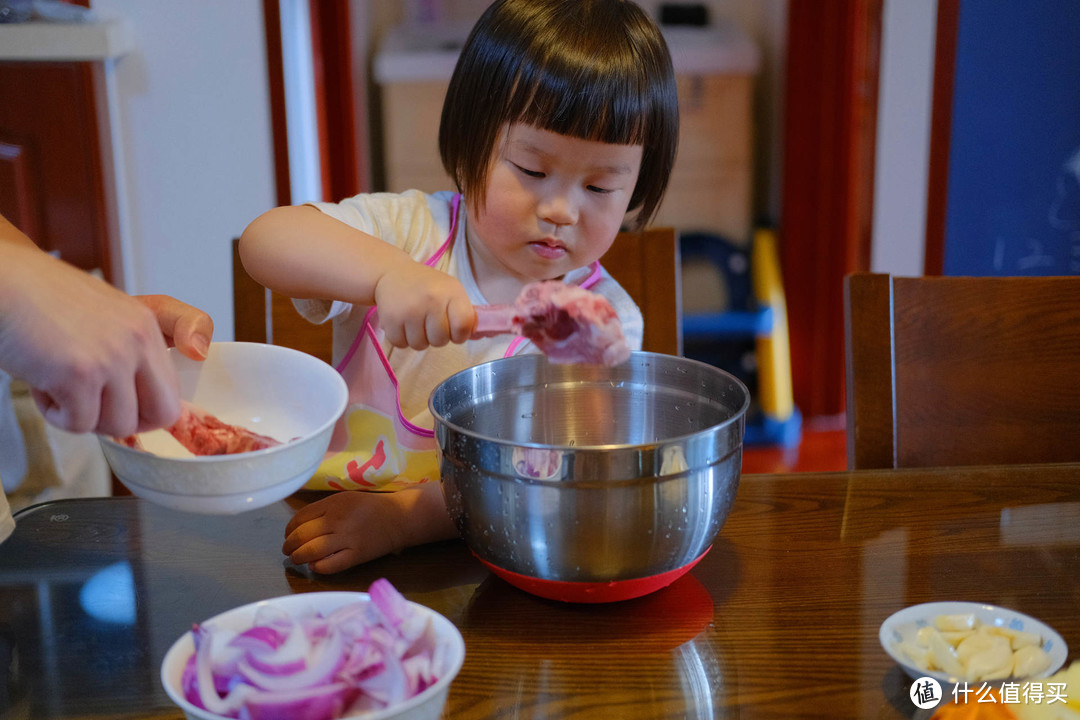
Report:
232,226,682,362
844,272,1080,469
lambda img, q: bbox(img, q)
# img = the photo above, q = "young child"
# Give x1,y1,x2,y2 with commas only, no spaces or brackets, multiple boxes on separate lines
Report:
238,0,679,574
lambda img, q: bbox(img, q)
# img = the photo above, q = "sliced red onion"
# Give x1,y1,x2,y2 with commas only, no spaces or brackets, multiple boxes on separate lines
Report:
184,580,448,719
240,629,345,691
230,625,286,650
240,681,351,720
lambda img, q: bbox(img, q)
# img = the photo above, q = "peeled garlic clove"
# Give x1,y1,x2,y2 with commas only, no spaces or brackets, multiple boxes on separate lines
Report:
1011,645,1052,679
942,630,975,647
927,628,968,680
898,641,931,671
916,626,938,647
994,627,1043,650
967,636,1013,681
957,632,997,665
935,614,978,632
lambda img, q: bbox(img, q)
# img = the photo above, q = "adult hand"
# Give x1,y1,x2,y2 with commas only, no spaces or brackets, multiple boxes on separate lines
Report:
136,294,214,361
0,241,212,437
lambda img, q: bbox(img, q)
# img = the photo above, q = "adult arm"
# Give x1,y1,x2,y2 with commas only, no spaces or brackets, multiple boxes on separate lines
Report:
0,214,211,436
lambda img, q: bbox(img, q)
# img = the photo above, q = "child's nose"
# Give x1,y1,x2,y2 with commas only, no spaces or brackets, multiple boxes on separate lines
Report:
538,191,578,227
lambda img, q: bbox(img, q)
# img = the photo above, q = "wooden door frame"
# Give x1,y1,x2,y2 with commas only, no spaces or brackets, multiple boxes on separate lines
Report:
261,0,363,207
780,0,883,419
923,0,960,276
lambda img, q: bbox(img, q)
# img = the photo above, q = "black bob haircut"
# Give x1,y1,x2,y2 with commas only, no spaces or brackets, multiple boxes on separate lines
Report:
439,0,679,230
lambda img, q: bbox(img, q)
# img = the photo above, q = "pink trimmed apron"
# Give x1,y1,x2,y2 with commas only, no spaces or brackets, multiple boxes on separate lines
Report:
305,194,604,492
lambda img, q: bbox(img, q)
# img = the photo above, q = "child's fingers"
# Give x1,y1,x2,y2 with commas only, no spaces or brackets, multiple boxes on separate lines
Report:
284,530,342,564
425,312,451,348
284,503,327,537
282,520,327,554
403,316,432,350
449,297,476,344
309,549,365,575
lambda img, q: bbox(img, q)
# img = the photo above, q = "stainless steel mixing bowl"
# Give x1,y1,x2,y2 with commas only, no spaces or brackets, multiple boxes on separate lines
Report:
429,352,749,601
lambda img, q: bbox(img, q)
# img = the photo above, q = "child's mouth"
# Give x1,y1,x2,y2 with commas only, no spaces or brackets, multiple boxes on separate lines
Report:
530,241,567,260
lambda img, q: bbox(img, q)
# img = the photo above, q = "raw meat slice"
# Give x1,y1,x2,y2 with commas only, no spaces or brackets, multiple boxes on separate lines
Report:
474,280,631,366
118,401,281,455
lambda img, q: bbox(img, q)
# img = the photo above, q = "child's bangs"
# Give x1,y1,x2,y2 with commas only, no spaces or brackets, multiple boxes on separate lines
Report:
508,60,651,147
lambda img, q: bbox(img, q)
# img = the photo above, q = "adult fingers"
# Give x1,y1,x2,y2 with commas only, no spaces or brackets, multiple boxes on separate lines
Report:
32,386,99,435
97,376,140,438
138,294,214,360
132,360,182,434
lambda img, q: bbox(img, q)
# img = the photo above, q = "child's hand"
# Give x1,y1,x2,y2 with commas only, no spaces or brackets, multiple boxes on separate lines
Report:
282,483,457,574
373,260,476,349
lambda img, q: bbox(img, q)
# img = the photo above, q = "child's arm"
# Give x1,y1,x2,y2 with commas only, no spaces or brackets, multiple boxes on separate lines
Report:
239,205,476,349
281,482,457,574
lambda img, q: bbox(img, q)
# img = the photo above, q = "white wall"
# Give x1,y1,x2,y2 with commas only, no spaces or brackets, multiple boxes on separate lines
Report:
871,0,938,276
94,0,277,340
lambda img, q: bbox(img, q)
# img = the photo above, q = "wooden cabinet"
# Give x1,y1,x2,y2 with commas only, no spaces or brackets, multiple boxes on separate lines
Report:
0,61,111,277
0,18,133,281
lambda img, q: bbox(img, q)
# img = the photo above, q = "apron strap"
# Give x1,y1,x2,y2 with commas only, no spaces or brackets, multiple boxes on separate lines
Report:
425,193,461,268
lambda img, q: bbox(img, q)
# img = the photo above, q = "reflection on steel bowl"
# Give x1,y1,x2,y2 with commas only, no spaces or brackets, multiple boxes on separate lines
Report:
429,351,749,602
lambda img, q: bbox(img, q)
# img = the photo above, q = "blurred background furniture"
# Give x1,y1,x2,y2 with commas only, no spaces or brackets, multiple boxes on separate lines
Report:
680,228,800,447
844,272,1080,469
233,227,682,359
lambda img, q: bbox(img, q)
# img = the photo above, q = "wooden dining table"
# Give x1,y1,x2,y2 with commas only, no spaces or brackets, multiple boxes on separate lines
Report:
1,462,1077,719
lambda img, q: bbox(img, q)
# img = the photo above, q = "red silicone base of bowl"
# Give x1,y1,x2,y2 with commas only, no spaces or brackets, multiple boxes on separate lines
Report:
475,547,712,603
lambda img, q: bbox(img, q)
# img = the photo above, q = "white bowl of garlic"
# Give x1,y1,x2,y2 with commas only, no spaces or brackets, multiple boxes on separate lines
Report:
880,601,1068,685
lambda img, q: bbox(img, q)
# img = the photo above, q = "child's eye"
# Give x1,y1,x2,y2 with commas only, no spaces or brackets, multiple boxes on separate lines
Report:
513,163,545,178
586,185,613,194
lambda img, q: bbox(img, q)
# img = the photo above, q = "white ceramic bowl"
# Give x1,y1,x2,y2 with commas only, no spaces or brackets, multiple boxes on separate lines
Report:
880,601,1068,684
99,342,347,514
160,591,465,720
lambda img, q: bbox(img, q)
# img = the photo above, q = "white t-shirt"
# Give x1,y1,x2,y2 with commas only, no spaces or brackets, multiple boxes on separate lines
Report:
294,189,644,428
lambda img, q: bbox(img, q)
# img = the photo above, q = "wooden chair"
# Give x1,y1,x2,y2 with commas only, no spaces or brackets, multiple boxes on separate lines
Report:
843,272,1080,469
233,226,682,360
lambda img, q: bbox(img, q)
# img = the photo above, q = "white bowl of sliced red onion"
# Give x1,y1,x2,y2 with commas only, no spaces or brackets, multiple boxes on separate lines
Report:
99,342,347,514
161,580,465,720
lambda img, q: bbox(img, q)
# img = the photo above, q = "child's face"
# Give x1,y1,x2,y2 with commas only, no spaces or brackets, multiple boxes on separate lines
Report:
467,123,643,288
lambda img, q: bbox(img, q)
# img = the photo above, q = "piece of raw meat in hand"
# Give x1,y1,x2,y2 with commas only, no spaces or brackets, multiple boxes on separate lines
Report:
118,401,281,455
474,280,631,366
